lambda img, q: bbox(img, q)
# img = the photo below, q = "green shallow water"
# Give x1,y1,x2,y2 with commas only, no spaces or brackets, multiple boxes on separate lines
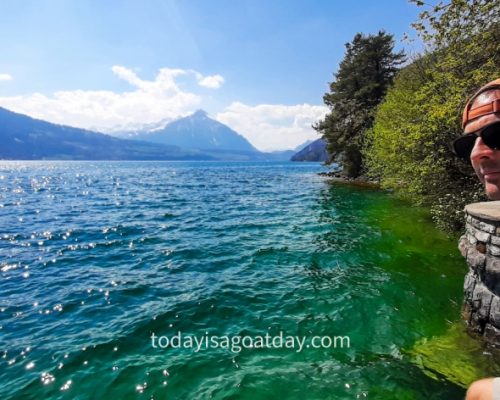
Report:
0,161,498,399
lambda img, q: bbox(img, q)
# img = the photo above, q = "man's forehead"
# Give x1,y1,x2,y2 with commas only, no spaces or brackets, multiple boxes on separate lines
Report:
471,89,500,108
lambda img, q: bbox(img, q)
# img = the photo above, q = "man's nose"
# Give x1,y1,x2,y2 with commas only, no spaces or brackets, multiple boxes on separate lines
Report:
471,136,495,159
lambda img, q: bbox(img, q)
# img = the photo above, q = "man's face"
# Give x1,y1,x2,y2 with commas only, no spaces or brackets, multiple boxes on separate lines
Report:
468,89,500,200
470,135,500,200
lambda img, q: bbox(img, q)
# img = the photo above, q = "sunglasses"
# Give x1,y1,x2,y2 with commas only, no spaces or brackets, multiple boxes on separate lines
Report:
453,121,500,159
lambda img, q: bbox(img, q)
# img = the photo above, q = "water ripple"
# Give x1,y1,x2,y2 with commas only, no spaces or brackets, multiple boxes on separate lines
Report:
0,161,474,399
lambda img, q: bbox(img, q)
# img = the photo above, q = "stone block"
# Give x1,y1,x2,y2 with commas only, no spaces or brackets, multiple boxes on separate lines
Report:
491,235,500,246
485,257,500,296
490,245,500,257
479,220,497,234
471,282,493,320
464,271,476,298
467,233,477,245
475,229,491,244
466,248,486,272
469,312,486,334
489,297,500,328
468,221,478,234
466,223,476,236
467,215,472,224
484,324,500,347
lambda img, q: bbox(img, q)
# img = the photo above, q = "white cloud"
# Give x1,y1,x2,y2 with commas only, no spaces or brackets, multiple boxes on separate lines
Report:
197,74,224,89
0,66,210,132
0,65,326,152
216,102,328,151
0,73,13,81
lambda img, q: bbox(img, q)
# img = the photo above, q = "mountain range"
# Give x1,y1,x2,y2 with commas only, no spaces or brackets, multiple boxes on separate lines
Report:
290,138,330,162
118,110,258,153
0,107,322,161
0,107,212,160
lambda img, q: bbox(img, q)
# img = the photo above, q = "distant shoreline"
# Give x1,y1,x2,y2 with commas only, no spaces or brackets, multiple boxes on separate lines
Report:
318,170,381,188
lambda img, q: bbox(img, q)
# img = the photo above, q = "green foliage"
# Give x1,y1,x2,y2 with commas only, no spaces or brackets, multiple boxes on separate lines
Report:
314,31,405,178
364,0,499,231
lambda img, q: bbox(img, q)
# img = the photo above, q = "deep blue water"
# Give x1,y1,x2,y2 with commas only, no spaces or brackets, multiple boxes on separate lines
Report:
0,161,485,399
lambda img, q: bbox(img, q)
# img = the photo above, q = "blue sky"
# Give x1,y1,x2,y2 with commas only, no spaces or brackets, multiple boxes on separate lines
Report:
0,0,423,150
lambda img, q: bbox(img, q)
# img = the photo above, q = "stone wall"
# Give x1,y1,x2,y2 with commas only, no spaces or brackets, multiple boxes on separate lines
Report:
460,201,500,346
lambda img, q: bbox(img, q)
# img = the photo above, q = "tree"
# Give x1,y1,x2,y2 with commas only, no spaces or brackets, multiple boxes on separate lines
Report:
314,31,405,177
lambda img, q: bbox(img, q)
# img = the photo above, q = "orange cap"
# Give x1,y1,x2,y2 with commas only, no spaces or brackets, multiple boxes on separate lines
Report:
462,78,500,130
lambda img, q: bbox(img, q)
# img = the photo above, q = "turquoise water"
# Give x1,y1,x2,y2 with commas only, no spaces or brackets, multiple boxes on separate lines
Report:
0,161,492,399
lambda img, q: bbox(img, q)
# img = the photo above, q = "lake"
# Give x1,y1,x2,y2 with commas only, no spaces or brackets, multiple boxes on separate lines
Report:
0,161,495,399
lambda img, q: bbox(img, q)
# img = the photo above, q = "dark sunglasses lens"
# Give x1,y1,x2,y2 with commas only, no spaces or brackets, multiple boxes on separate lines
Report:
453,134,477,159
482,122,500,150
